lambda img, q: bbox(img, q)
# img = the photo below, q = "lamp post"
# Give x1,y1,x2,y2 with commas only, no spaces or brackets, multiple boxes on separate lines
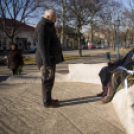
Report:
115,17,120,59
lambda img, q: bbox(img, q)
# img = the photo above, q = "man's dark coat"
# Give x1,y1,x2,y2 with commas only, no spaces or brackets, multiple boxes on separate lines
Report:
34,18,64,69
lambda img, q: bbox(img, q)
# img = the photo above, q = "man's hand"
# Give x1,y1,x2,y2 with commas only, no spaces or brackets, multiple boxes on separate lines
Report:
40,66,53,82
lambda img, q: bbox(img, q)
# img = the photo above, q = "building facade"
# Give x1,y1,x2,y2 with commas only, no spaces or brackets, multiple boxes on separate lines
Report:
0,18,35,51
55,26,83,50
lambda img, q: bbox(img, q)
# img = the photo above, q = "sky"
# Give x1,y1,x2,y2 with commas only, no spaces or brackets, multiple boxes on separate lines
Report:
122,0,128,4
3,0,132,28
120,0,130,7
82,0,132,33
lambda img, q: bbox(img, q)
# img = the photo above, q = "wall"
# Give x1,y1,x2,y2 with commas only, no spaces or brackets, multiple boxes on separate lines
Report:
15,31,34,46
0,30,34,50
68,38,75,48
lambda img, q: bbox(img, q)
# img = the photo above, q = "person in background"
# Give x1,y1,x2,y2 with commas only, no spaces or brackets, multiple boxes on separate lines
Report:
8,43,24,75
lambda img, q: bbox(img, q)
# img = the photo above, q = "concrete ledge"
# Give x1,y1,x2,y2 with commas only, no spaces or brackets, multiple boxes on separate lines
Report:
2,63,107,84
56,63,107,84
112,86,134,134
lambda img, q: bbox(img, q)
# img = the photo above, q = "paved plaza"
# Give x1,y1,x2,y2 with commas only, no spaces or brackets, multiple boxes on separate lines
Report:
0,49,129,134
0,82,126,134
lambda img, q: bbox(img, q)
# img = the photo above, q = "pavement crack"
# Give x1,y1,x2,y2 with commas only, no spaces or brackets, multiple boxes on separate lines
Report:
83,106,124,133
0,120,18,134
61,86,124,133
0,84,33,110
58,110,84,134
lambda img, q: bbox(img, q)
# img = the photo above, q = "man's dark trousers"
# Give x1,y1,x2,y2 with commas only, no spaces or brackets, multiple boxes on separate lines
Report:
41,64,56,106
12,69,17,75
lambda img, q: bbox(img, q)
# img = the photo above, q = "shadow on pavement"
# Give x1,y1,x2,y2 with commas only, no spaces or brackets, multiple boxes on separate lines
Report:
11,76,39,79
0,76,10,83
59,96,101,107
56,70,69,74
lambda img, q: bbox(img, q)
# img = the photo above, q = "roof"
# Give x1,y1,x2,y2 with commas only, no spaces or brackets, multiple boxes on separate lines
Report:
0,18,35,31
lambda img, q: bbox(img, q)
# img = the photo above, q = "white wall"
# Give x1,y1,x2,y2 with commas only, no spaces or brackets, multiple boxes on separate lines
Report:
0,30,34,50
15,31,34,46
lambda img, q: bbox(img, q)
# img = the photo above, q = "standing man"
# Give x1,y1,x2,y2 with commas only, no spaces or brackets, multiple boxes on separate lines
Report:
34,9,64,108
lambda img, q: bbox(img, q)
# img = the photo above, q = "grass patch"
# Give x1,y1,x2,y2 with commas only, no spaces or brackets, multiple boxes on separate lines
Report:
63,55,93,60
103,48,133,53
24,57,36,65
24,55,94,65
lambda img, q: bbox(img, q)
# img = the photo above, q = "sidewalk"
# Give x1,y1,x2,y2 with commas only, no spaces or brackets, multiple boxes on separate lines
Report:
0,82,126,134
0,50,130,134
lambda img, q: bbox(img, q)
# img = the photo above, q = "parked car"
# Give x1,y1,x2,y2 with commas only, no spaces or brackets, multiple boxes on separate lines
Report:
101,45,105,48
88,45,96,49
81,45,88,49
127,44,133,48
101,44,107,48
29,46,37,53
96,44,102,49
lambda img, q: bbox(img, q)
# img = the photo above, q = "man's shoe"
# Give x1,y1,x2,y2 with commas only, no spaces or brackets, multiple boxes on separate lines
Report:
44,102,60,108
96,91,104,97
51,99,58,103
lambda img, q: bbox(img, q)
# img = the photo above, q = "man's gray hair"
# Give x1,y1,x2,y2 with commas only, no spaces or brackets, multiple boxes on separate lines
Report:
44,9,57,18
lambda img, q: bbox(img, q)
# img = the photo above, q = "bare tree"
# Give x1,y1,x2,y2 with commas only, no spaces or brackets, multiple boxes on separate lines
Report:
0,0,40,43
87,0,109,45
100,0,123,50
101,28,113,46
66,0,89,56
124,0,134,23
123,0,134,46
121,25,129,48
61,0,67,49
66,0,109,56
103,0,126,50
85,22,100,46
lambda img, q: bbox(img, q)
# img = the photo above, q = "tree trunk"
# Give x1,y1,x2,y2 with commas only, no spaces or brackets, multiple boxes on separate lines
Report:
62,0,65,50
112,36,115,51
113,30,116,51
124,36,127,49
107,39,109,46
77,26,82,57
112,26,116,51
90,21,93,45
132,34,134,46
125,30,128,49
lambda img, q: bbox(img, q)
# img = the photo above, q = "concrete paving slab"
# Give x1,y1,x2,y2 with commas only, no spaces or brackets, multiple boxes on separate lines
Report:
0,82,126,134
